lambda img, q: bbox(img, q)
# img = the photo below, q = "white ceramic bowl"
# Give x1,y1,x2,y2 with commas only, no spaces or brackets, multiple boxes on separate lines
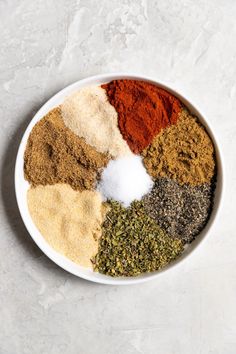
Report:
15,73,223,285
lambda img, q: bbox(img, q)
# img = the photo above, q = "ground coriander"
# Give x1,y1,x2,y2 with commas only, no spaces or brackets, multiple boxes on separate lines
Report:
24,107,110,191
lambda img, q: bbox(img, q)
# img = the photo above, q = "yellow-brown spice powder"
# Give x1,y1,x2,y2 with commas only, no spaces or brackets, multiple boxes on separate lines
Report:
142,109,215,186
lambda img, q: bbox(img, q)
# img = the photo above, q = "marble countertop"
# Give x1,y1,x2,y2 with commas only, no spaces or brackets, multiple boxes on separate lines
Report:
0,0,235,353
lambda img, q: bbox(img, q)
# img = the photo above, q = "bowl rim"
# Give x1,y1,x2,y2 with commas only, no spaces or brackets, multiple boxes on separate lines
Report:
14,72,224,285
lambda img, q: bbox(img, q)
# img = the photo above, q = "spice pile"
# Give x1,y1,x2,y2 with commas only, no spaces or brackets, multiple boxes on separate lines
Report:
93,201,184,276
24,79,216,277
97,155,153,207
28,184,107,267
24,107,109,191
143,178,214,243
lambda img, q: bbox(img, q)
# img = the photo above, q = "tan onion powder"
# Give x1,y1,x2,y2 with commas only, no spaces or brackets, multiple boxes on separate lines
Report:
27,184,107,268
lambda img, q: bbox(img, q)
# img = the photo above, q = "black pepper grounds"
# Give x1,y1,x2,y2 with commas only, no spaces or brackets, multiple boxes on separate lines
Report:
143,178,215,243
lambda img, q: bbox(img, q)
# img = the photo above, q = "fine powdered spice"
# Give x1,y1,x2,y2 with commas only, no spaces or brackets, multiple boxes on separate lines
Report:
102,80,182,153
61,86,132,158
93,200,184,276
143,178,214,243
97,155,153,207
142,109,215,186
24,107,109,191
27,184,108,267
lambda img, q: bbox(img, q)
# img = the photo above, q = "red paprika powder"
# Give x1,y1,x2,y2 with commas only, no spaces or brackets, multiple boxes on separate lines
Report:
102,80,182,153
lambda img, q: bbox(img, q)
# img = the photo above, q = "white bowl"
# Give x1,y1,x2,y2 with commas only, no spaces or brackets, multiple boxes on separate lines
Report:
15,73,223,285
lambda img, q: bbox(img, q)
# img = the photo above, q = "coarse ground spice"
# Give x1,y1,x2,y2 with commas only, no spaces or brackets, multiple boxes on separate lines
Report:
102,80,182,153
142,108,215,186
93,200,184,277
61,86,132,158
27,184,108,267
143,178,215,243
24,107,109,191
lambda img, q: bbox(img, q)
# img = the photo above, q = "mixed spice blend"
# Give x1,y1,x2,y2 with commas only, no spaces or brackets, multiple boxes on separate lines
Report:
24,79,216,277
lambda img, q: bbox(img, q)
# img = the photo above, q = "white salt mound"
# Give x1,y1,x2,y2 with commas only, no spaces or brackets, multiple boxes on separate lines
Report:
61,86,132,158
98,155,154,207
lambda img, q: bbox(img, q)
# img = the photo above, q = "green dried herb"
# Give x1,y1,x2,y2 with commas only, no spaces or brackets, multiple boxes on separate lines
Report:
93,200,184,277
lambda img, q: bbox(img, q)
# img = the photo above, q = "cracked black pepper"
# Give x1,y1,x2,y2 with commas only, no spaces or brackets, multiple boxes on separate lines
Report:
143,177,215,243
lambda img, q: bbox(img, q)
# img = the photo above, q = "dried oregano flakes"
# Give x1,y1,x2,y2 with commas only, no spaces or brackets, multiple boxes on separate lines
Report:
93,200,184,277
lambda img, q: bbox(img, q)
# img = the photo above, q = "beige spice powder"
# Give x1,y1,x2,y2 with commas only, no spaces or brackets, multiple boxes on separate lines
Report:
27,184,108,268
24,107,110,191
61,86,132,158
142,109,215,186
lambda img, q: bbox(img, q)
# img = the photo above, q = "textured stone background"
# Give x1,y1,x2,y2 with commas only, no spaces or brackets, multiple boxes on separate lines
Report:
0,0,235,353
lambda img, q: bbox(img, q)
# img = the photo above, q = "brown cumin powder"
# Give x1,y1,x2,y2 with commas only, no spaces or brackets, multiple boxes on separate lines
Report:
24,107,110,191
142,109,215,186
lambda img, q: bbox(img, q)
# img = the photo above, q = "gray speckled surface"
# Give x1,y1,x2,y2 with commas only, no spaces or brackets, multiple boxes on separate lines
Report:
0,1,235,353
